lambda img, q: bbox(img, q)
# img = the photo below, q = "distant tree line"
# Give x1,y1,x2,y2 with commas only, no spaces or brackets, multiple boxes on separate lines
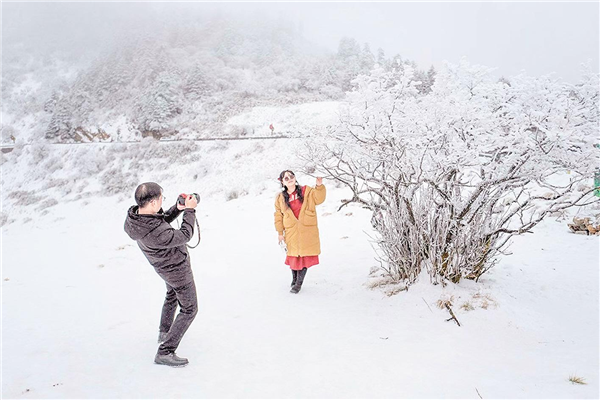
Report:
2,17,436,143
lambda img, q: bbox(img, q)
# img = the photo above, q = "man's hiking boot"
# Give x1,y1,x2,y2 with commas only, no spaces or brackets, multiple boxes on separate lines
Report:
154,352,189,367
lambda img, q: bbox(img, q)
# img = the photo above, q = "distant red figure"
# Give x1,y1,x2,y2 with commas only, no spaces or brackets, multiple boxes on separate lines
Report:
269,123,274,134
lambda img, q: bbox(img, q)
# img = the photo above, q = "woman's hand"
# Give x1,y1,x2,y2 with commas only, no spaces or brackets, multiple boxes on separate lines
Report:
316,177,323,186
278,234,284,244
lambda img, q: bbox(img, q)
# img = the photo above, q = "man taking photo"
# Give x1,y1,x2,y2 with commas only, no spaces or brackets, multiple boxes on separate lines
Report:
124,182,199,367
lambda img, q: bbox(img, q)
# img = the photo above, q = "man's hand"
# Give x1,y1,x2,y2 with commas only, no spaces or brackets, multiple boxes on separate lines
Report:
185,195,198,209
177,202,186,211
316,177,323,186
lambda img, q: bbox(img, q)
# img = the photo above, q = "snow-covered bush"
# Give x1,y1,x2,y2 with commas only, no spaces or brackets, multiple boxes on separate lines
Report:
27,143,51,167
36,198,59,211
227,190,241,201
7,191,45,206
1,125,17,144
100,166,139,196
306,60,599,287
0,213,8,227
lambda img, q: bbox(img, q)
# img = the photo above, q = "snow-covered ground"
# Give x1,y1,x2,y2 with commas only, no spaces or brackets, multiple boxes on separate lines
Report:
226,101,341,137
2,174,599,398
1,102,599,398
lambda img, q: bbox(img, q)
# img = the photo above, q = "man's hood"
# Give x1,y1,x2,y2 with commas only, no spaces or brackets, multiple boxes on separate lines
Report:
124,205,164,241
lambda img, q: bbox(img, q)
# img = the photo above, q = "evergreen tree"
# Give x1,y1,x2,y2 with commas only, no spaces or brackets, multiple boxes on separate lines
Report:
377,47,389,69
414,65,436,94
43,91,60,113
136,70,181,134
184,63,211,100
45,101,72,141
360,43,375,74
336,37,362,91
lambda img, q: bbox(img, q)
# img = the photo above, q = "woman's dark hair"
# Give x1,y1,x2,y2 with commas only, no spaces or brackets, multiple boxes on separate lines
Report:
135,182,163,208
279,170,303,208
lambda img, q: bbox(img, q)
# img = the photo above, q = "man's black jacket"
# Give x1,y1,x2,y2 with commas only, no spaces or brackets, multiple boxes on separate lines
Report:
124,204,196,287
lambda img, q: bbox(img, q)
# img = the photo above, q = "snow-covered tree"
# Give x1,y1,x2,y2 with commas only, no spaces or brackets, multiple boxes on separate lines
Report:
304,60,599,288
360,43,375,74
184,63,212,100
376,48,388,69
135,69,182,135
45,101,73,141
336,37,362,91
43,91,60,113
414,65,436,94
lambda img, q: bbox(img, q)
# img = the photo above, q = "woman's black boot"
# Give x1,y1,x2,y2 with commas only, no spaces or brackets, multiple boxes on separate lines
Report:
291,270,298,287
290,268,307,294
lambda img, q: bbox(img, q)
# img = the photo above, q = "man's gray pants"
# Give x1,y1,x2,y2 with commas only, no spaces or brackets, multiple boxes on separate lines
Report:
158,279,198,355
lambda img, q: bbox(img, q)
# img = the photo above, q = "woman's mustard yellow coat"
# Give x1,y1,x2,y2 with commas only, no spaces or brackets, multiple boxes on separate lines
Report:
274,185,326,257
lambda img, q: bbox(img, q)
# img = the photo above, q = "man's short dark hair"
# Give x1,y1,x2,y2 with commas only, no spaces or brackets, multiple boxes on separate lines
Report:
135,182,163,208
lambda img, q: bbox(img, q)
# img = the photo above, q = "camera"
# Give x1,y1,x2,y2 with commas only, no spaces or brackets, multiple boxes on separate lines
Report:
177,193,200,206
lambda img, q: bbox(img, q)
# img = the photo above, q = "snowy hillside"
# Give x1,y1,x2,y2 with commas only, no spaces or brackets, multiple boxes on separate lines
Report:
5,4,432,145
225,101,341,137
1,103,599,399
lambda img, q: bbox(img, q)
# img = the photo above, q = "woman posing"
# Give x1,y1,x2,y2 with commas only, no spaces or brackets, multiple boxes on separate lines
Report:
274,170,326,293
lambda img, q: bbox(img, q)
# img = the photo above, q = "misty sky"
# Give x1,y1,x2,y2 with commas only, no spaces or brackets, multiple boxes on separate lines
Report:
3,1,598,82
254,1,599,82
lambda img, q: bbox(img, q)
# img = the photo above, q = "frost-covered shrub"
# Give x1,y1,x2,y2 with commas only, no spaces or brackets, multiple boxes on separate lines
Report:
78,147,110,177
37,198,59,211
136,139,173,160
100,167,138,196
225,125,250,138
8,191,45,206
43,178,67,190
208,142,229,152
42,156,64,174
1,125,16,143
319,85,344,99
76,180,89,193
28,144,50,167
59,179,77,196
227,190,240,201
307,61,599,288
167,141,198,164
0,213,8,227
